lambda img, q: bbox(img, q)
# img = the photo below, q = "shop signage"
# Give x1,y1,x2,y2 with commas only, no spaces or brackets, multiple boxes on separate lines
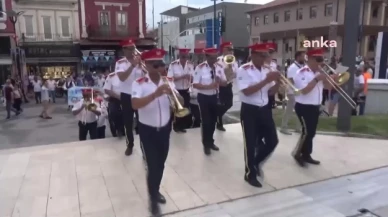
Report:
81,50,116,62
23,45,79,58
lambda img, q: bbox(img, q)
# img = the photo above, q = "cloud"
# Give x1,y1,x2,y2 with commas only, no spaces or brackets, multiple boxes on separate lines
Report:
145,0,274,29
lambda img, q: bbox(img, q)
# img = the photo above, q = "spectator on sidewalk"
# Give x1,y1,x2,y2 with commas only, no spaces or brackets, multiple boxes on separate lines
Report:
11,79,23,113
40,80,52,119
96,96,108,139
4,79,20,119
47,77,57,103
32,76,42,104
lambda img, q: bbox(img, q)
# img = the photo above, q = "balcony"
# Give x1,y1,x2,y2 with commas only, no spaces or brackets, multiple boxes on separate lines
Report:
86,26,139,41
19,33,74,44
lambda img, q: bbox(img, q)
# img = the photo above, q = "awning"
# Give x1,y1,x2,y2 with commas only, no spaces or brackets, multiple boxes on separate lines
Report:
26,57,80,63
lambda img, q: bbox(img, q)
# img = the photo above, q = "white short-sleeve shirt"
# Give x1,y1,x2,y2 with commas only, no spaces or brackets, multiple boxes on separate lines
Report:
72,99,101,123
236,63,275,107
32,80,42,92
293,66,324,106
286,62,304,94
97,101,108,127
167,60,194,90
192,61,227,96
103,73,121,95
115,58,144,94
131,76,177,128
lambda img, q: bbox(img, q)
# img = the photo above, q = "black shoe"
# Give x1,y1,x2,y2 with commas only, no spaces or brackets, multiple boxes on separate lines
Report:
180,129,187,133
293,155,305,167
204,147,211,155
210,144,219,151
156,192,166,204
217,124,226,131
244,176,262,188
125,146,133,156
303,156,321,165
174,129,186,133
6,116,10,120
149,200,161,216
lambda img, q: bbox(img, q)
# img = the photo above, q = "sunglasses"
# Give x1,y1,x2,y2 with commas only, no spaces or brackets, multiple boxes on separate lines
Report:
152,62,166,68
315,56,324,63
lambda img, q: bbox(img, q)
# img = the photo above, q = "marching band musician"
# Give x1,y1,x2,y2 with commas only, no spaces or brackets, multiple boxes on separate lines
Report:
194,48,205,66
96,96,108,139
236,43,280,187
103,71,125,137
216,42,238,131
280,51,305,135
131,48,184,215
267,43,279,108
167,48,194,133
116,38,143,156
291,48,337,167
72,89,101,141
193,48,227,155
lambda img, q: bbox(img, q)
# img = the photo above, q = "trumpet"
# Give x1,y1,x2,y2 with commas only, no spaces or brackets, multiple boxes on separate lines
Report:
86,89,97,111
134,48,190,118
319,63,356,109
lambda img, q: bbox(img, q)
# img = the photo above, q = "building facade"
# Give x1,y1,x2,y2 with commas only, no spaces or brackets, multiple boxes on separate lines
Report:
78,0,146,72
160,3,257,61
0,0,16,84
14,0,80,79
247,0,388,64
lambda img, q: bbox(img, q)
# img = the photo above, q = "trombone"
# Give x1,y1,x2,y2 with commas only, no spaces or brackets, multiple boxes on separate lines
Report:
133,49,190,118
319,63,357,109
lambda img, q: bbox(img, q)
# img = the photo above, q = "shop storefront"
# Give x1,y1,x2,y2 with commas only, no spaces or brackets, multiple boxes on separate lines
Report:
23,44,80,80
81,49,118,72
0,36,12,85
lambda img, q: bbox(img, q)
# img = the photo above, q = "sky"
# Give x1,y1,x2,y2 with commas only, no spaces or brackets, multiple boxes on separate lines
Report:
144,0,274,29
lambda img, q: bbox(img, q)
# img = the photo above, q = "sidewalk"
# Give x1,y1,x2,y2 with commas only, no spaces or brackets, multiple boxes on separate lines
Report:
1,123,388,217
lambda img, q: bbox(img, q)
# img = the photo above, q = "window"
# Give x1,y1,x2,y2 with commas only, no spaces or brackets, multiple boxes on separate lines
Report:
24,15,34,37
296,8,303,20
372,7,379,18
117,12,127,27
0,0,5,20
264,15,269,24
99,11,110,26
310,6,317,18
42,16,52,39
60,16,70,37
254,16,259,26
284,10,290,22
368,35,376,52
273,13,279,23
325,3,333,16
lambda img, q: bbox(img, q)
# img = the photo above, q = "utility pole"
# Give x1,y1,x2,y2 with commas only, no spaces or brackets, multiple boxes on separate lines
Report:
152,0,155,30
213,0,216,47
336,0,363,132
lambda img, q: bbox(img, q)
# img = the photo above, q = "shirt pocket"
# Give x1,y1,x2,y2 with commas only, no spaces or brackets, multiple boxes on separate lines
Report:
201,74,213,84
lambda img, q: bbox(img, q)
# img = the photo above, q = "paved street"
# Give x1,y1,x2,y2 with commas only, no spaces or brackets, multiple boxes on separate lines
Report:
1,114,388,217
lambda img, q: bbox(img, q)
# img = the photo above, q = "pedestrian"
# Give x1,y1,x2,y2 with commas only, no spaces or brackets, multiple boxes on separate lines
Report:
4,79,20,119
40,80,52,119
11,80,23,113
47,76,56,103
32,76,42,104
72,89,101,141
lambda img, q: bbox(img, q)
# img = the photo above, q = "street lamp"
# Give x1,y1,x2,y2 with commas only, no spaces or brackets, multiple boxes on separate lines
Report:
3,10,29,103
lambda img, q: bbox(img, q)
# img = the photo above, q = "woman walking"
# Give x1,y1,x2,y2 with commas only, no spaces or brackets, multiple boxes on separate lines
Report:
11,80,23,113
40,80,52,119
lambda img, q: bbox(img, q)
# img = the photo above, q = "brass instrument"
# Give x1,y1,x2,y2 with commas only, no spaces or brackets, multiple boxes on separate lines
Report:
223,54,236,83
319,63,356,109
85,89,97,111
134,49,190,118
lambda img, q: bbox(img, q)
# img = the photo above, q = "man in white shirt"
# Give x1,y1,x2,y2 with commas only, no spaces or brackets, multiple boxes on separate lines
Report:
216,42,238,131
72,88,102,141
97,73,105,88
236,43,280,188
116,38,143,156
32,76,42,104
47,77,56,103
104,72,124,137
292,48,338,167
131,49,183,216
167,48,194,133
280,51,305,135
192,48,227,155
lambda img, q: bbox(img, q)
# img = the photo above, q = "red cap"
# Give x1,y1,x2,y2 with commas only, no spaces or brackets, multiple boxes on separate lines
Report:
178,48,191,54
194,48,204,54
266,42,276,51
203,48,218,55
120,38,135,47
141,48,166,61
307,48,324,57
82,88,92,94
248,43,269,52
95,96,104,103
220,42,233,49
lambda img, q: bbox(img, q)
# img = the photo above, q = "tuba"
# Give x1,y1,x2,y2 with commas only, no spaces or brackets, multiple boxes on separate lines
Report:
223,54,236,83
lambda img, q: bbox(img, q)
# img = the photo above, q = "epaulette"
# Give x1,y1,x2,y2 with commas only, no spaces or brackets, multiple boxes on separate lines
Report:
242,63,252,70
197,62,207,68
300,67,310,72
116,58,126,63
136,77,148,83
108,72,115,77
166,77,174,81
